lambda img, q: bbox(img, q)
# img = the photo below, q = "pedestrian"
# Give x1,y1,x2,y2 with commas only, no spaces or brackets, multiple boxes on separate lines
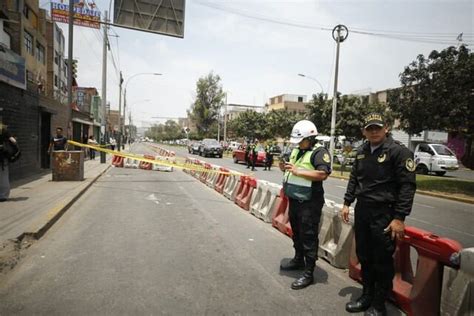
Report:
0,124,18,202
87,135,98,160
245,140,251,169
341,113,416,316
279,120,331,290
250,140,258,171
48,127,68,154
110,137,117,151
264,141,274,171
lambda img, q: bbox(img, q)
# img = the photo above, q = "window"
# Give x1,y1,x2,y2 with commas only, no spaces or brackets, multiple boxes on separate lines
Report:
54,50,59,65
54,75,58,87
24,31,33,55
23,4,30,18
36,42,45,64
26,70,34,82
298,96,303,102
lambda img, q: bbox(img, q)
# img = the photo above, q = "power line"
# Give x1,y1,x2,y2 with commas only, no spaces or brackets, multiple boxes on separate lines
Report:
196,1,473,46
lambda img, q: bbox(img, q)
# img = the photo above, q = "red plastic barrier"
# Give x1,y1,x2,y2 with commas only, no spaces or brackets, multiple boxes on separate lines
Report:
233,175,248,203
349,226,462,316
199,163,211,183
214,168,229,193
111,155,124,167
139,155,155,170
235,177,256,211
271,188,292,237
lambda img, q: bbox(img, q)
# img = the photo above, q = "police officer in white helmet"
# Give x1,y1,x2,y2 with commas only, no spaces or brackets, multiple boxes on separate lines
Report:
279,120,332,289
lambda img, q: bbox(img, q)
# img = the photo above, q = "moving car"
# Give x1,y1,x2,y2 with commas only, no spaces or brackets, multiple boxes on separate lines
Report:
414,143,459,176
188,141,201,154
199,139,223,158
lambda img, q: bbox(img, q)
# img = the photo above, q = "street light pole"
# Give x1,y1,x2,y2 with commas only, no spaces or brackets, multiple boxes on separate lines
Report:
297,73,325,94
122,72,162,148
223,92,228,144
329,25,348,169
117,71,123,151
100,10,108,164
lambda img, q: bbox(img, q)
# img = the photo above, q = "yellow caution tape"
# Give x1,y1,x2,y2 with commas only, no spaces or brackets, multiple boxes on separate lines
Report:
67,140,244,176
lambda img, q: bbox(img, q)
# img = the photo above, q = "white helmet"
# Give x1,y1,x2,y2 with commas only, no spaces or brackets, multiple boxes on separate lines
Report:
289,120,318,144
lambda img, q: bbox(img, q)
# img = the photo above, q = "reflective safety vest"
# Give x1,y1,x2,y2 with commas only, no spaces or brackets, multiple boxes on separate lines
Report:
283,148,316,188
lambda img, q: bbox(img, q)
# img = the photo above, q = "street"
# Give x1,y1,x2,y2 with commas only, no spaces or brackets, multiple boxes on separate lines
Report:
166,144,474,248
0,143,405,315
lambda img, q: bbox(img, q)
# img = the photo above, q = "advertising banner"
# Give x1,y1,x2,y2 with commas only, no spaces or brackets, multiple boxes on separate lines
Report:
51,0,101,29
0,45,26,90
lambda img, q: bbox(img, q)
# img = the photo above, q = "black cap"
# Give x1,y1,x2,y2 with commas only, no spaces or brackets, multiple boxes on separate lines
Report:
364,113,385,129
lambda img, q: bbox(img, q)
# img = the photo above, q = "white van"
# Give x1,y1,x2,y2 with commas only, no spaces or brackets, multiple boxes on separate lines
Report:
414,143,459,176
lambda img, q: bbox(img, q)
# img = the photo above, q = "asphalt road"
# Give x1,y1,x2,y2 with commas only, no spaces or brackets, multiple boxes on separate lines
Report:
164,144,474,248
0,143,403,314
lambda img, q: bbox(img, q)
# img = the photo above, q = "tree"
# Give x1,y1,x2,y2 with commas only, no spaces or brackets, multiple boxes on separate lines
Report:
227,110,268,140
389,45,474,167
264,109,304,140
146,120,185,141
188,72,226,138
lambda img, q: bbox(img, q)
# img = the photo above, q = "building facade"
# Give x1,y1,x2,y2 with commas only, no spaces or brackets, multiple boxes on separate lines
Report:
266,94,307,114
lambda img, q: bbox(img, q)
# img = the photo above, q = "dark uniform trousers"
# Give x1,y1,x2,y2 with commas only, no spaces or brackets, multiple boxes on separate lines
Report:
288,194,324,268
354,201,396,306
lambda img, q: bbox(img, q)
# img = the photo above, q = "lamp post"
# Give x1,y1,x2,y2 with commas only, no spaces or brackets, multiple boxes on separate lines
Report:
297,73,325,95
121,72,162,149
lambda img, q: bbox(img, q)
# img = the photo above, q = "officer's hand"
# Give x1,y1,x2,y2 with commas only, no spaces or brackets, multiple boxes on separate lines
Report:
384,219,405,240
284,162,298,175
341,205,350,224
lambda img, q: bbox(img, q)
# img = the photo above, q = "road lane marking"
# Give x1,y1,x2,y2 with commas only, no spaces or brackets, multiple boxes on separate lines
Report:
409,217,474,237
336,185,346,189
413,202,435,209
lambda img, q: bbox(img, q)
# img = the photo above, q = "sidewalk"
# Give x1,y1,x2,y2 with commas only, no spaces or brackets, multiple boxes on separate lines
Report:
0,156,112,243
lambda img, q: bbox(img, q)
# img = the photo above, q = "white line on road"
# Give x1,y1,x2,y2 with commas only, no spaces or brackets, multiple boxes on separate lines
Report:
335,185,346,189
413,202,435,209
409,217,474,238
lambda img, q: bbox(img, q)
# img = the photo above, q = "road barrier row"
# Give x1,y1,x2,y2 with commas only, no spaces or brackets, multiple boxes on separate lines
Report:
181,154,467,316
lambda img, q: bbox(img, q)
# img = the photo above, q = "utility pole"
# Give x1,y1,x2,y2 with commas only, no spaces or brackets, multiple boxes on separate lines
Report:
223,93,228,144
117,71,123,151
329,24,348,169
123,88,127,148
100,10,108,163
66,0,74,139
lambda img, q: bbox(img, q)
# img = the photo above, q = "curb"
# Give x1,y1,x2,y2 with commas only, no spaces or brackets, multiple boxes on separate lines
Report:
17,164,112,242
329,174,474,205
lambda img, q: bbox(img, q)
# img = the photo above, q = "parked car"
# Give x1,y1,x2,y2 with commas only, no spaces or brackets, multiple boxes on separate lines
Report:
188,141,201,154
414,143,459,176
227,141,242,152
232,144,266,166
199,139,223,158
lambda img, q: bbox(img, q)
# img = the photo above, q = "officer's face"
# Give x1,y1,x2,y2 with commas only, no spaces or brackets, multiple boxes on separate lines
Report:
299,138,311,149
363,124,388,145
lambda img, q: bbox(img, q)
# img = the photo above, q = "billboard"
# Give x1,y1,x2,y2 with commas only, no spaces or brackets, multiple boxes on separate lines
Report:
113,0,185,38
51,0,101,29
0,45,26,90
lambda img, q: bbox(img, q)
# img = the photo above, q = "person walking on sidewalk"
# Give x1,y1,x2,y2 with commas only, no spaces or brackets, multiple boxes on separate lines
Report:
0,124,18,202
48,127,68,154
87,136,98,160
279,120,331,290
341,113,416,316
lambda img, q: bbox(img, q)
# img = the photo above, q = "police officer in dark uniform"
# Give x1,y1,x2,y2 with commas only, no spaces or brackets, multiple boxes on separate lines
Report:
341,113,416,316
279,120,331,290
264,142,274,171
250,140,258,171
245,140,251,169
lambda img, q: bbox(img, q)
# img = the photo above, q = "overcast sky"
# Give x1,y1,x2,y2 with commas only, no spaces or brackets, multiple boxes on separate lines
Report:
43,0,473,127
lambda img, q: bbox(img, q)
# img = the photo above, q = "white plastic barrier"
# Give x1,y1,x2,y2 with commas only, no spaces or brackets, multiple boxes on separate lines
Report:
124,157,140,169
441,247,474,316
224,175,241,201
250,181,281,223
206,165,220,188
151,156,173,172
317,201,354,269
249,180,269,217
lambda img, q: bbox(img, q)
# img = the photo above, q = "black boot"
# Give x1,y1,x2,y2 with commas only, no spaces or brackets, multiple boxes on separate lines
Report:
345,286,374,313
291,267,314,290
280,255,305,271
364,306,387,316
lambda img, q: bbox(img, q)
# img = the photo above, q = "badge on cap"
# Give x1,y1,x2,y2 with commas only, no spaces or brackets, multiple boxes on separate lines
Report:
405,158,416,172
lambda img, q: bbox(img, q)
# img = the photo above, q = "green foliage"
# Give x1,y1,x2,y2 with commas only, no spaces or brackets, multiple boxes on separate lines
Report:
228,110,267,140
264,109,304,140
415,175,474,197
390,45,473,136
146,120,185,141
188,72,226,138
306,93,393,142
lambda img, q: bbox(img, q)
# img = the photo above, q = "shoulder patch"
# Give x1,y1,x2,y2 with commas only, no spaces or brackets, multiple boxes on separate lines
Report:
405,158,416,172
322,153,330,163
